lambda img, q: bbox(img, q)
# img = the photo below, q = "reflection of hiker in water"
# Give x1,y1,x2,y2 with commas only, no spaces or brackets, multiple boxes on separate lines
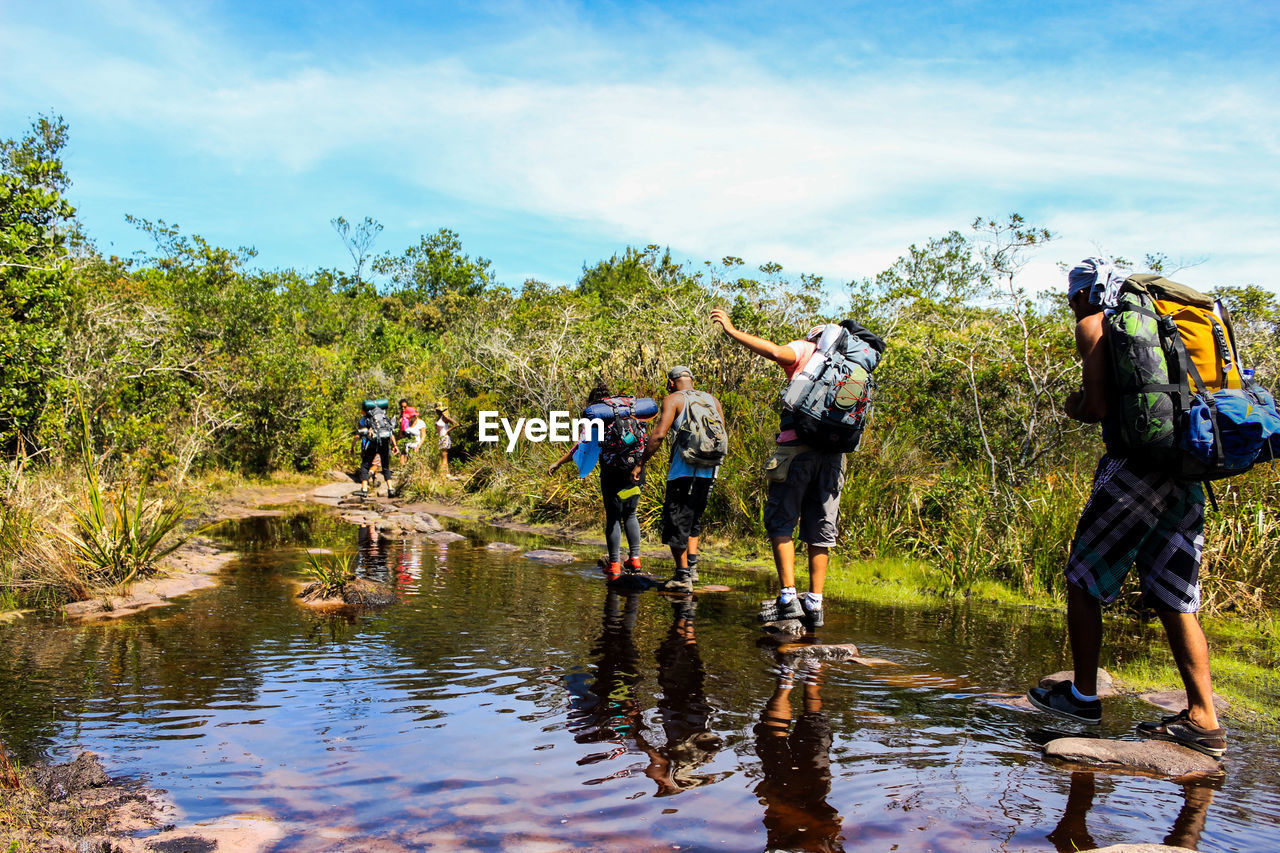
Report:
355,523,389,583
754,656,843,852
647,594,723,795
1046,770,1216,853
565,590,645,781
565,590,723,795
549,381,646,581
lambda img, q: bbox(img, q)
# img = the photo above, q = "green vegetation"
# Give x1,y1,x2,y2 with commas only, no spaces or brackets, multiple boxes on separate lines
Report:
2,113,1279,716
302,550,355,599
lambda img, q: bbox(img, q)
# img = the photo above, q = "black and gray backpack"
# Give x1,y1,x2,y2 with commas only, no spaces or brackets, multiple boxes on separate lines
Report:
781,320,885,453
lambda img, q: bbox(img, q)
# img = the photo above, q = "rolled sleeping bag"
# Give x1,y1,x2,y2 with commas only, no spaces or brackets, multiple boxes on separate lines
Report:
584,396,658,421
362,398,391,411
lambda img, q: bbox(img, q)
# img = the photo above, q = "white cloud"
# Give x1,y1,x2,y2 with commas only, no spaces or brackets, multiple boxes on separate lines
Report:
2,0,1278,290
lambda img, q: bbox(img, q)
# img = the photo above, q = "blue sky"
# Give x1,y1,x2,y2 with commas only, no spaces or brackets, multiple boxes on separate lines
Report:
3,0,1278,295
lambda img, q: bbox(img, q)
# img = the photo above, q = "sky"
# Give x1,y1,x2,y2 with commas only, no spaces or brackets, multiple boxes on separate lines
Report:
2,0,1278,296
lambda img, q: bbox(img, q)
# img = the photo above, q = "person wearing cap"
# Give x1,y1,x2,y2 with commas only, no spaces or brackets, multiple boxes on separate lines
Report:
709,309,842,629
637,366,726,592
1026,259,1225,759
435,403,459,478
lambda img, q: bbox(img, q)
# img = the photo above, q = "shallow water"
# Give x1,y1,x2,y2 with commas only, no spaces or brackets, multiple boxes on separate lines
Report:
1,507,1277,852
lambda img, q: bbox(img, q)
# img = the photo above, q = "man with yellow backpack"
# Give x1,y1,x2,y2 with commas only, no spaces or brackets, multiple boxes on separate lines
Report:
1028,258,1280,758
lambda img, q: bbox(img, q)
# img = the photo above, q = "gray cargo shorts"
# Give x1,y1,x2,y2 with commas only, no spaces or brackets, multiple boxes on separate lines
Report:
762,448,845,546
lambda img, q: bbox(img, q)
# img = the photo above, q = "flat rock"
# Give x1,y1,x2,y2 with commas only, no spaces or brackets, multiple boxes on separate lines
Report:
1043,737,1220,778
1140,689,1229,715
312,482,361,499
1080,840,1198,845
776,643,861,662
326,469,356,482
427,531,467,544
694,584,731,593
409,513,443,532
608,573,658,591
761,619,807,637
523,549,576,564
1040,668,1117,698
485,542,522,552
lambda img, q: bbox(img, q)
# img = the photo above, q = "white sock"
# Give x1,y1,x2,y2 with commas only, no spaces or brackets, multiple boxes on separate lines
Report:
1071,683,1098,703
779,587,797,604
803,592,823,606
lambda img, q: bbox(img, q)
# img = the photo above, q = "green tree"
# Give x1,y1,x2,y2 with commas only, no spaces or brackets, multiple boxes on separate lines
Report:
0,115,76,452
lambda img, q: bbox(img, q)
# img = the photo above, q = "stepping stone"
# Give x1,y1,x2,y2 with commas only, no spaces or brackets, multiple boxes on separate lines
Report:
312,482,361,499
427,531,467,544
776,642,861,662
1140,689,1229,715
523,549,576,564
694,584,731,593
325,469,356,482
1043,736,1221,778
410,513,443,533
608,573,657,591
485,542,522,552
1040,668,1117,698
761,619,806,637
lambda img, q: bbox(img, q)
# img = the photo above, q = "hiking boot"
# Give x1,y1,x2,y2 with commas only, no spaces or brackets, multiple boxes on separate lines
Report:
624,556,642,574
801,595,824,629
660,568,694,593
1027,680,1102,725
1136,709,1227,758
758,595,804,624
600,559,622,581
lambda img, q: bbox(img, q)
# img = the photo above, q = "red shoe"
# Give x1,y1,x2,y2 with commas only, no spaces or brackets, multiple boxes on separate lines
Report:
600,560,622,580
624,557,642,574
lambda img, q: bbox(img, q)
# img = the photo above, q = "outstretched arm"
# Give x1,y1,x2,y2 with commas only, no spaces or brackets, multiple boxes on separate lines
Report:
710,308,797,366
549,443,578,474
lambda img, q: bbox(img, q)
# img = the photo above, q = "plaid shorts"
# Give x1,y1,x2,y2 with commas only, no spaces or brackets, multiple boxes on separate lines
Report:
1066,455,1205,612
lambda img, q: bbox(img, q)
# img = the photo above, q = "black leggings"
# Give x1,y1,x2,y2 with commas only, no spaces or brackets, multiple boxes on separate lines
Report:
600,466,643,563
359,439,392,483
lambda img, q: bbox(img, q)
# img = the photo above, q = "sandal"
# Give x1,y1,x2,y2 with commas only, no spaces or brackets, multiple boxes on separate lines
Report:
1136,708,1227,759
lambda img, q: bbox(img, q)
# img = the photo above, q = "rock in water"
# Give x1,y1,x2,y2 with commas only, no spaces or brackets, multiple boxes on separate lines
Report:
760,619,806,637
427,531,467,544
523,549,576,564
297,578,396,608
485,542,522,552
1043,737,1221,778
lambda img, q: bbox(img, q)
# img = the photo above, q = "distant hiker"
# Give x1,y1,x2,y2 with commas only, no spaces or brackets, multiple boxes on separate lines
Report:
549,382,648,581
637,366,727,592
1026,259,1226,758
711,308,884,630
398,399,425,461
434,404,458,477
355,399,398,495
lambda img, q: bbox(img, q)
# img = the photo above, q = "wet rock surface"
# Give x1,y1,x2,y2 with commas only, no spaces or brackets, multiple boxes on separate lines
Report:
523,549,577,564
1140,689,1229,715
1043,737,1221,778
485,542,522,552
427,530,467,544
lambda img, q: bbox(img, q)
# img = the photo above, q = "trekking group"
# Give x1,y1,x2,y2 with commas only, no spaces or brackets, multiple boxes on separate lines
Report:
542,260,1280,760
362,259,1280,760
353,398,456,494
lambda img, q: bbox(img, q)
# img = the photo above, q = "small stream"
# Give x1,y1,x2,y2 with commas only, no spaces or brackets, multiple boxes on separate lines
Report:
1,507,1276,852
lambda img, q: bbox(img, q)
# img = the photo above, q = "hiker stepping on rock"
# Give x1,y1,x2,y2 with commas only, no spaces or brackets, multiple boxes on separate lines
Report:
637,365,728,593
1027,258,1236,759
711,308,884,631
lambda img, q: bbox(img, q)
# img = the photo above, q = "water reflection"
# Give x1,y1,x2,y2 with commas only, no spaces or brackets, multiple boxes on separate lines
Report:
755,653,843,852
1046,770,1218,852
565,590,726,795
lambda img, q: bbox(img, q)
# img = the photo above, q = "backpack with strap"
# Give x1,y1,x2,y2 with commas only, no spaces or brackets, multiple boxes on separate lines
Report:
362,399,395,441
1106,274,1280,480
781,320,885,453
674,390,728,468
598,395,647,470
